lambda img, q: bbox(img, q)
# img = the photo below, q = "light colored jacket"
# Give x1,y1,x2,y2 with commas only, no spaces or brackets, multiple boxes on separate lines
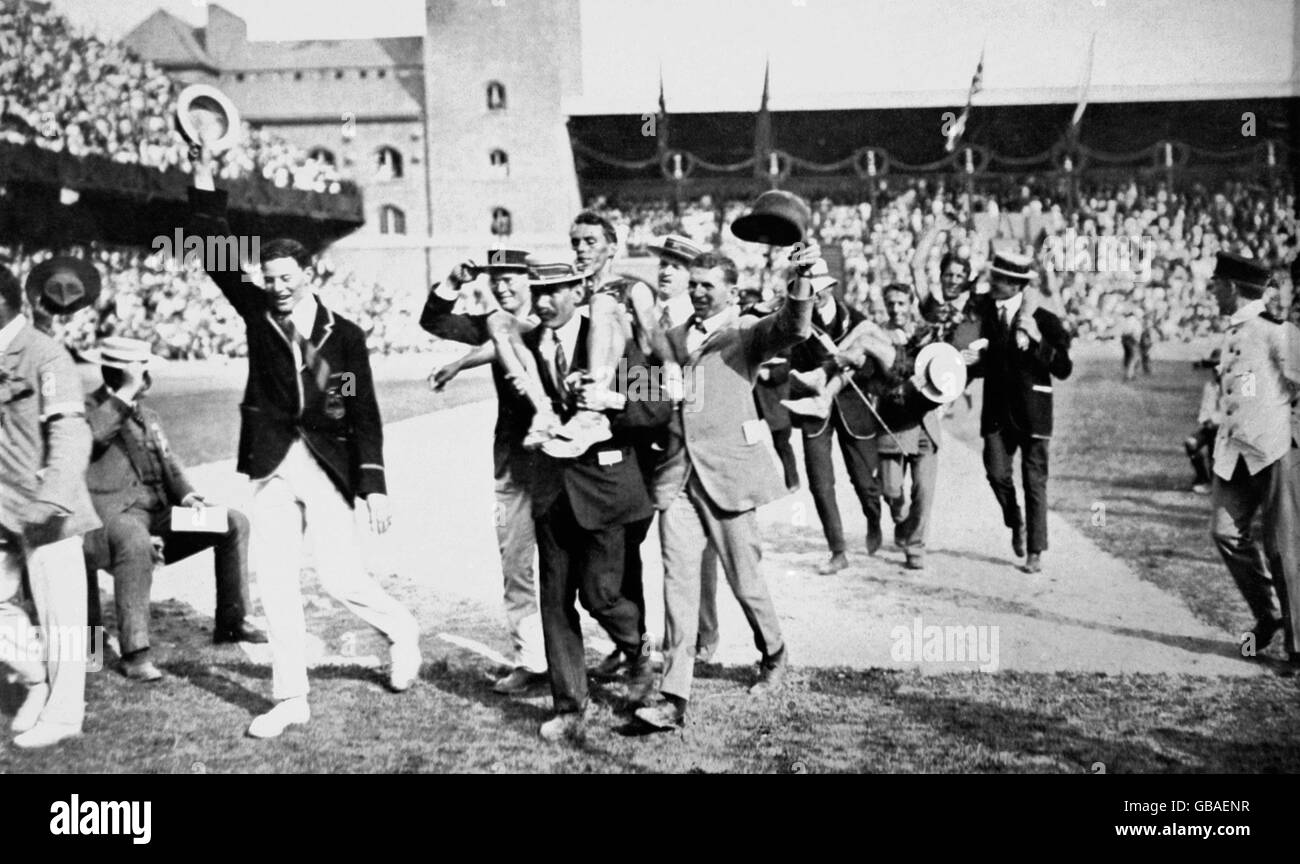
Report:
1213,306,1300,479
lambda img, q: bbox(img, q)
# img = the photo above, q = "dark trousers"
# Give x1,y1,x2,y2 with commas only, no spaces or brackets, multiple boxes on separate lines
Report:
803,412,881,554
535,491,644,714
1185,425,1216,485
772,427,800,490
624,515,651,635
1211,449,1300,654
84,505,252,657
1121,335,1139,381
982,429,1050,554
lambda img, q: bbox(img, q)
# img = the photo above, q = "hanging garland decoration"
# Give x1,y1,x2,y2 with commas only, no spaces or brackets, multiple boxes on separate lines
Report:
573,137,1290,177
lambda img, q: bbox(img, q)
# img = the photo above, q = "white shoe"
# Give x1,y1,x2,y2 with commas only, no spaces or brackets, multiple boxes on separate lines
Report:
247,697,310,739
389,641,422,692
13,721,80,749
11,682,49,734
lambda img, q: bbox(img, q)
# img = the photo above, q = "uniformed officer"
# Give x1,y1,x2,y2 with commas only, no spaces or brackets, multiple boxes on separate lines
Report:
1208,252,1300,665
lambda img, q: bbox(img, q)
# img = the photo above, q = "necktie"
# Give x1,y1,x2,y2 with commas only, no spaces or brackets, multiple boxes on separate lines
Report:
998,303,1012,333
658,305,673,333
542,329,569,399
275,314,332,393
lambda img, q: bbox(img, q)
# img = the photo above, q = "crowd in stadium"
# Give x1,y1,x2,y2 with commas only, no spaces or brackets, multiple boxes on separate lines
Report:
0,0,342,193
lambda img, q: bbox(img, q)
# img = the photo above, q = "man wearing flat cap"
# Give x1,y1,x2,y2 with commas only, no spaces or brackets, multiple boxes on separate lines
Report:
1208,252,1300,666
963,251,1074,574
80,337,266,684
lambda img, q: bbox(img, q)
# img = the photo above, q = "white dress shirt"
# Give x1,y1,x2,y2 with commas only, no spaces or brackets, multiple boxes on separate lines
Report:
995,291,1023,328
658,292,695,329
686,307,736,355
538,311,583,390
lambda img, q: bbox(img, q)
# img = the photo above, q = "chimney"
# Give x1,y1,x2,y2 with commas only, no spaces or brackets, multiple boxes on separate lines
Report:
204,4,247,67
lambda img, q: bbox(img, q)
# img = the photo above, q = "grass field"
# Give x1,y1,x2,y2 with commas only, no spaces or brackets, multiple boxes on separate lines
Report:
3,348,1298,773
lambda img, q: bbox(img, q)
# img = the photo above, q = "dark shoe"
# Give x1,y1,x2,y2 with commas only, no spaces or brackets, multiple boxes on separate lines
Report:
750,647,788,696
592,648,626,677
214,621,269,644
866,521,883,556
492,667,546,695
904,552,925,571
1247,618,1283,655
1011,525,1026,558
634,697,686,731
122,657,164,683
1021,553,1042,574
539,706,593,743
625,656,656,705
817,552,848,575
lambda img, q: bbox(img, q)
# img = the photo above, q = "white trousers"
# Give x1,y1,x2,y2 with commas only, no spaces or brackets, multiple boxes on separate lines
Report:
0,533,87,729
251,441,418,701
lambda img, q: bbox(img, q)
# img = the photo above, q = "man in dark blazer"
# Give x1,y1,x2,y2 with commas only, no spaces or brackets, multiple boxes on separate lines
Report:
188,145,420,739
420,249,549,695
786,268,885,574
963,252,1074,574
80,337,265,684
522,262,659,743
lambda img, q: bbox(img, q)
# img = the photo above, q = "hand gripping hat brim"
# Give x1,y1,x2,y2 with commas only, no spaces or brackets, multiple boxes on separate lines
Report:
915,341,967,404
175,84,241,154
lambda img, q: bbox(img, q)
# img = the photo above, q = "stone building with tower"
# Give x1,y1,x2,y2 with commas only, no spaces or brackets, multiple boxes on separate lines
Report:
124,0,584,290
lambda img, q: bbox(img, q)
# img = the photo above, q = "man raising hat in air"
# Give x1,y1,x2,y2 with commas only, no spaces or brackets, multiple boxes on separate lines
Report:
188,143,421,738
420,249,550,695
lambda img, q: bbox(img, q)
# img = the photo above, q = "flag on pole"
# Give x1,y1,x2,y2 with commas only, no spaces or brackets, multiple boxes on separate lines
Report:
1071,33,1097,129
945,48,984,153
753,58,775,182
656,63,670,155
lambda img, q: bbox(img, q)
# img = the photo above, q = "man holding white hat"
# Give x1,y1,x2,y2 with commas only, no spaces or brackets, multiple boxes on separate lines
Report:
81,337,266,684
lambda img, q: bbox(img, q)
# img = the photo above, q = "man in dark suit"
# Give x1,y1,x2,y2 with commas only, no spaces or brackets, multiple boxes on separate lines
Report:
420,249,548,695
80,337,265,684
963,252,1074,574
786,266,885,574
188,145,420,739
522,262,658,743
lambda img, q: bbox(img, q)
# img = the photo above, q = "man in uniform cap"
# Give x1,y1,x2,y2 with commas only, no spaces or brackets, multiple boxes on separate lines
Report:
1208,252,1300,665
24,256,102,331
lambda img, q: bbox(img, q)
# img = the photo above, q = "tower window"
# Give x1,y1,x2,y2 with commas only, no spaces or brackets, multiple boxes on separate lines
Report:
379,205,406,235
491,207,512,236
489,149,509,178
375,146,404,180
487,81,506,111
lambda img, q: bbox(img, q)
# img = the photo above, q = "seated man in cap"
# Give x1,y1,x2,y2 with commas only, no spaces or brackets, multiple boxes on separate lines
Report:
81,337,266,682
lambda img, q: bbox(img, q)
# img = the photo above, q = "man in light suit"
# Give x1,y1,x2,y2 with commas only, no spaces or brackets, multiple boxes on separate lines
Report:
1207,252,1300,666
635,248,816,730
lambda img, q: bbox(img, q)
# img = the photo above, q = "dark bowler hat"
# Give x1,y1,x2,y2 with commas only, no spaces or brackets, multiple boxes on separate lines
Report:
470,248,530,275
645,234,705,265
730,190,812,247
527,261,589,289
25,256,101,315
175,84,241,154
1213,252,1270,289
988,251,1034,283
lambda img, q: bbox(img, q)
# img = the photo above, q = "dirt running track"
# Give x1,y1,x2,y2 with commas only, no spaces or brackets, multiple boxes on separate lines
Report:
137,375,1259,680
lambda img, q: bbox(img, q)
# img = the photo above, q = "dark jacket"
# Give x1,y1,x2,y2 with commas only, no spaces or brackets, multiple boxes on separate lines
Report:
187,187,386,503
84,387,195,519
523,315,659,531
966,293,1074,439
788,298,885,439
418,289,534,481
742,303,793,433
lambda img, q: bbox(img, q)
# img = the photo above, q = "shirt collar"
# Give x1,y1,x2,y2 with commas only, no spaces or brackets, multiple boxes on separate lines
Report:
695,306,736,334
290,293,319,337
995,292,1023,317
550,309,583,358
0,314,26,354
1229,298,1266,327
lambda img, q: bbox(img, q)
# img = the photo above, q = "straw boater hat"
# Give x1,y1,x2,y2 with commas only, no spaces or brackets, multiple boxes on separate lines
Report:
175,84,241,154
527,261,590,289
25,256,101,315
81,337,160,370
645,235,705,265
988,251,1035,283
469,248,530,276
913,342,967,404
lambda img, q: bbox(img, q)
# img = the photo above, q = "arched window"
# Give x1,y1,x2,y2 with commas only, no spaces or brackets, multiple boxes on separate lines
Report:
379,205,406,235
489,148,509,179
486,81,506,111
375,146,403,180
308,147,336,166
491,207,512,237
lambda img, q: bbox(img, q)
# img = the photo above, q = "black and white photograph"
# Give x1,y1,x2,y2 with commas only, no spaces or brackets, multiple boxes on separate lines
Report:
0,0,1297,802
